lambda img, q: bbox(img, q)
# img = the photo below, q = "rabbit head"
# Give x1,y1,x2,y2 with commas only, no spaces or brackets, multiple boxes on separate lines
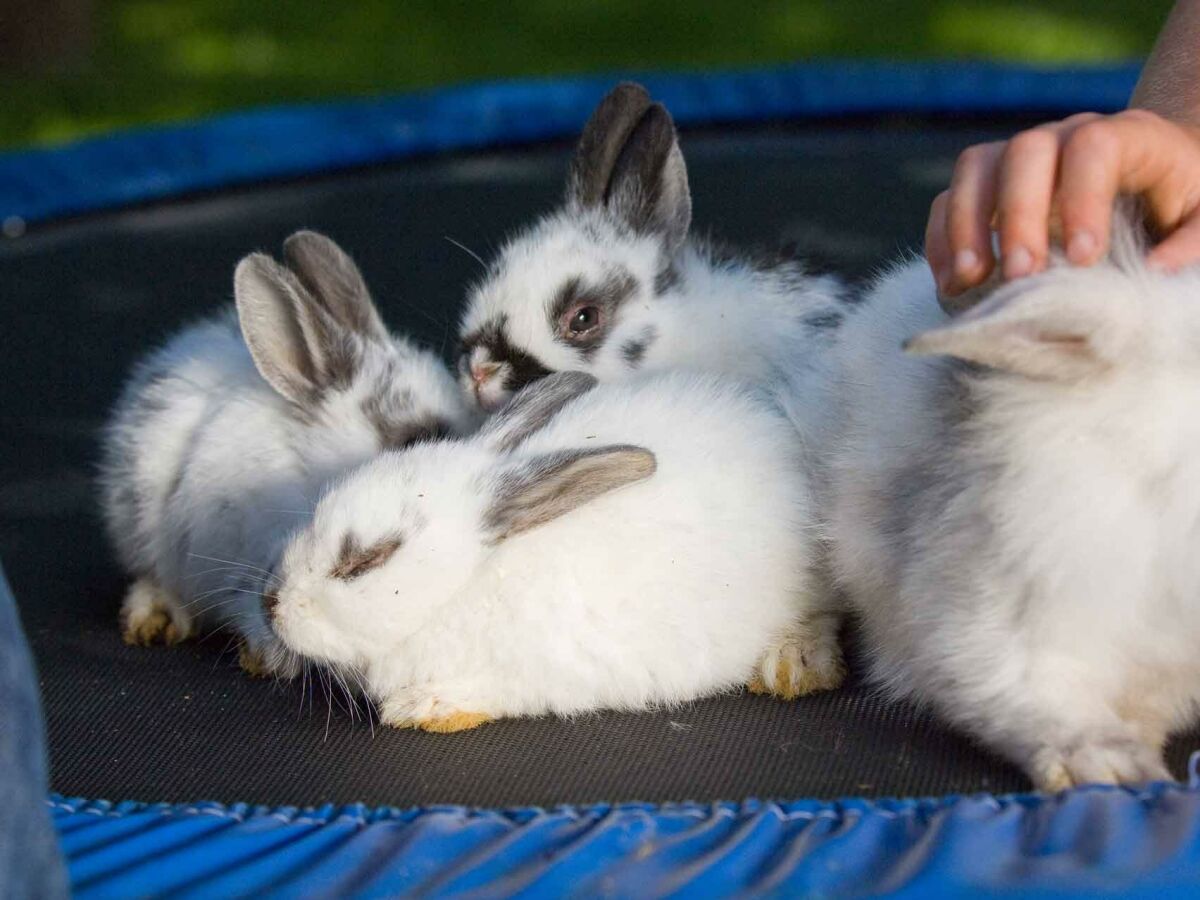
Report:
267,372,656,666
236,231,476,465
457,83,692,411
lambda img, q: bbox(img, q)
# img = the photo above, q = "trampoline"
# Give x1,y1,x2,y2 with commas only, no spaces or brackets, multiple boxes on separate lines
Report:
4,62,1200,896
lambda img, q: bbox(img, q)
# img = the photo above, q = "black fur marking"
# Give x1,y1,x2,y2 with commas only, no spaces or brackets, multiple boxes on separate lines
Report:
653,263,682,296
607,104,680,233
549,268,638,359
460,314,553,394
804,310,844,331
567,83,653,209
621,325,658,369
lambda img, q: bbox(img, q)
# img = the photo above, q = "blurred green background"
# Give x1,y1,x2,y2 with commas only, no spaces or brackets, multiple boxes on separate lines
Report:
0,0,1174,150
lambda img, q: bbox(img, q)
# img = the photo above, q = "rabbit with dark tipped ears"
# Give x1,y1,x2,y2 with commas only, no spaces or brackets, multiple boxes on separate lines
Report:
99,232,475,677
266,369,839,731
457,82,845,413
825,209,1200,790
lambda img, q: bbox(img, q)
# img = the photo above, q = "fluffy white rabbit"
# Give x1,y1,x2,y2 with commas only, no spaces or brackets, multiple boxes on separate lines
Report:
456,82,845,413
825,214,1200,789
99,231,475,677
266,370,842,731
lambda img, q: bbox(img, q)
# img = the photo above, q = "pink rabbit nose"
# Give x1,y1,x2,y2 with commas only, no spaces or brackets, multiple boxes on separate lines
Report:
471,362,500,386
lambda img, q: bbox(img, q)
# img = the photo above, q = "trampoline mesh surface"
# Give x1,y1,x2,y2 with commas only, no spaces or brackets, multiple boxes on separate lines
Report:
5,118,1196,808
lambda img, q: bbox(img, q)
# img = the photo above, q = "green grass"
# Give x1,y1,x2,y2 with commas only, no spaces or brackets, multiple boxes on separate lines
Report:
0,0,1173,150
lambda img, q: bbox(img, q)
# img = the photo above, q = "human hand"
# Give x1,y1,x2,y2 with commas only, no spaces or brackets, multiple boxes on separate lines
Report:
926,109,1200,297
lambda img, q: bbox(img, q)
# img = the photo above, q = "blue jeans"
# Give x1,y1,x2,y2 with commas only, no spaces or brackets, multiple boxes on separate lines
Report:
0,563,68,899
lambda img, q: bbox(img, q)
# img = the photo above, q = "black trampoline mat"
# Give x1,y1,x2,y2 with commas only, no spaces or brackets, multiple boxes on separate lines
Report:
5,117,1196,808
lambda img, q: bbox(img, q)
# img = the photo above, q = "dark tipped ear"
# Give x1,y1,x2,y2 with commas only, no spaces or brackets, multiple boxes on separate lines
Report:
605,103,692,253
282,231,388,341
235,253,356,405
485,445,656,541
479,371,599,453
567,82,653,210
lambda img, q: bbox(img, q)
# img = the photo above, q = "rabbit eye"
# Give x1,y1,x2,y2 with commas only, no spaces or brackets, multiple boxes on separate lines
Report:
330,533,403,581
567,306,601,335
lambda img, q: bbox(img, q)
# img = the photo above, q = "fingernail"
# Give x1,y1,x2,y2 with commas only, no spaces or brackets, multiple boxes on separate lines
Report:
954,248,979,277
1003,246,1033,279
1067,230,1097,265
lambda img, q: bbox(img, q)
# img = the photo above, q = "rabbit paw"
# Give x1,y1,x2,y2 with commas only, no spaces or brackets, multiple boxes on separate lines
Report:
381,694,492,733
237,641,301,679
120,578,191,646
238,643,272,678
748,614,845,700
1030,733,1171,791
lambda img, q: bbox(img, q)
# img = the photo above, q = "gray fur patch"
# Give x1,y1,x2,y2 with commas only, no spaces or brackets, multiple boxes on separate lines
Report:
282,231,385,340
480,371,598,453
567,83,653,209
485,444,656,542
653,263,682,296
804,310,844,331
329,532,404,581
361,368,452,450
621,325,659,368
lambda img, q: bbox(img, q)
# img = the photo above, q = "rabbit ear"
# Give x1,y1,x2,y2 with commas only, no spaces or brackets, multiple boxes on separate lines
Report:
605,103,692,254
905,275,1139,381
235,253,358,405
479,371,599,453
485,445,656,541
567,82,653,210
282,231,388,341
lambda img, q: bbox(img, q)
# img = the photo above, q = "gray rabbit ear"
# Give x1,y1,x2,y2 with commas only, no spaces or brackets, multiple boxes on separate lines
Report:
605,103,692,254
282,231,388,341
235,253,357,405
567,82,653,210
905,274,1139,381
479,371,599,453
485,445,656,542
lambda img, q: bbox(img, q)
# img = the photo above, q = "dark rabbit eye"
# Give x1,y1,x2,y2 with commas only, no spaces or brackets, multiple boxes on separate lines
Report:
568,306,601,334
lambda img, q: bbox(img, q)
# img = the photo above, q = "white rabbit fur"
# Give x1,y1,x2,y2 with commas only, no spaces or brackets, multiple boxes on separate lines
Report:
457,82,844,414
267,370,841,730
100,231,475,676
456,83,848,698
824,216,1200,790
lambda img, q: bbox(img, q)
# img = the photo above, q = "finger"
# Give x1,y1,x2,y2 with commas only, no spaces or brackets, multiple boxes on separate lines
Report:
925,190,953,292
995,127,1063,280
1147,212,1200,271
944,142,1002,291
1057,110,1173,266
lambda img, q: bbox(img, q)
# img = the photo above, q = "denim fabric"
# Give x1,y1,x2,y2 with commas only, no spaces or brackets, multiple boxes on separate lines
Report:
0,562,68,899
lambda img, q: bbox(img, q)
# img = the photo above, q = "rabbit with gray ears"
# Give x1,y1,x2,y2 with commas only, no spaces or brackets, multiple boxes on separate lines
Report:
457,82,845,414
266,369,841,730
825,212,1200,790
456,82,848,699
100,232,475,677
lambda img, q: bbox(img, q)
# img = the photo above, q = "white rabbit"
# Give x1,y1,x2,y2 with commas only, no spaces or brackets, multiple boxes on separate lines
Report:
455,83,849,697
456,82,845,414
825,215,1200,790
266,370,843,731
99,231,476,677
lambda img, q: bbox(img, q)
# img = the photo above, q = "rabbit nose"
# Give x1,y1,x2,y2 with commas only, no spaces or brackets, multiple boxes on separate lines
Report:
471,362,501,385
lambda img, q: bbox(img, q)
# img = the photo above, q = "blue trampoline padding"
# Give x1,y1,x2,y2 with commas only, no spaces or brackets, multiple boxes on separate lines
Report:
51,780,1200,898
0,61,1139,226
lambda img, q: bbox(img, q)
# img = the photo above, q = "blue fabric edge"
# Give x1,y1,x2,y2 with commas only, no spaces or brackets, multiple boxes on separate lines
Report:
48,780,1200,896
1,59,1141,226
45,778,1199,826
